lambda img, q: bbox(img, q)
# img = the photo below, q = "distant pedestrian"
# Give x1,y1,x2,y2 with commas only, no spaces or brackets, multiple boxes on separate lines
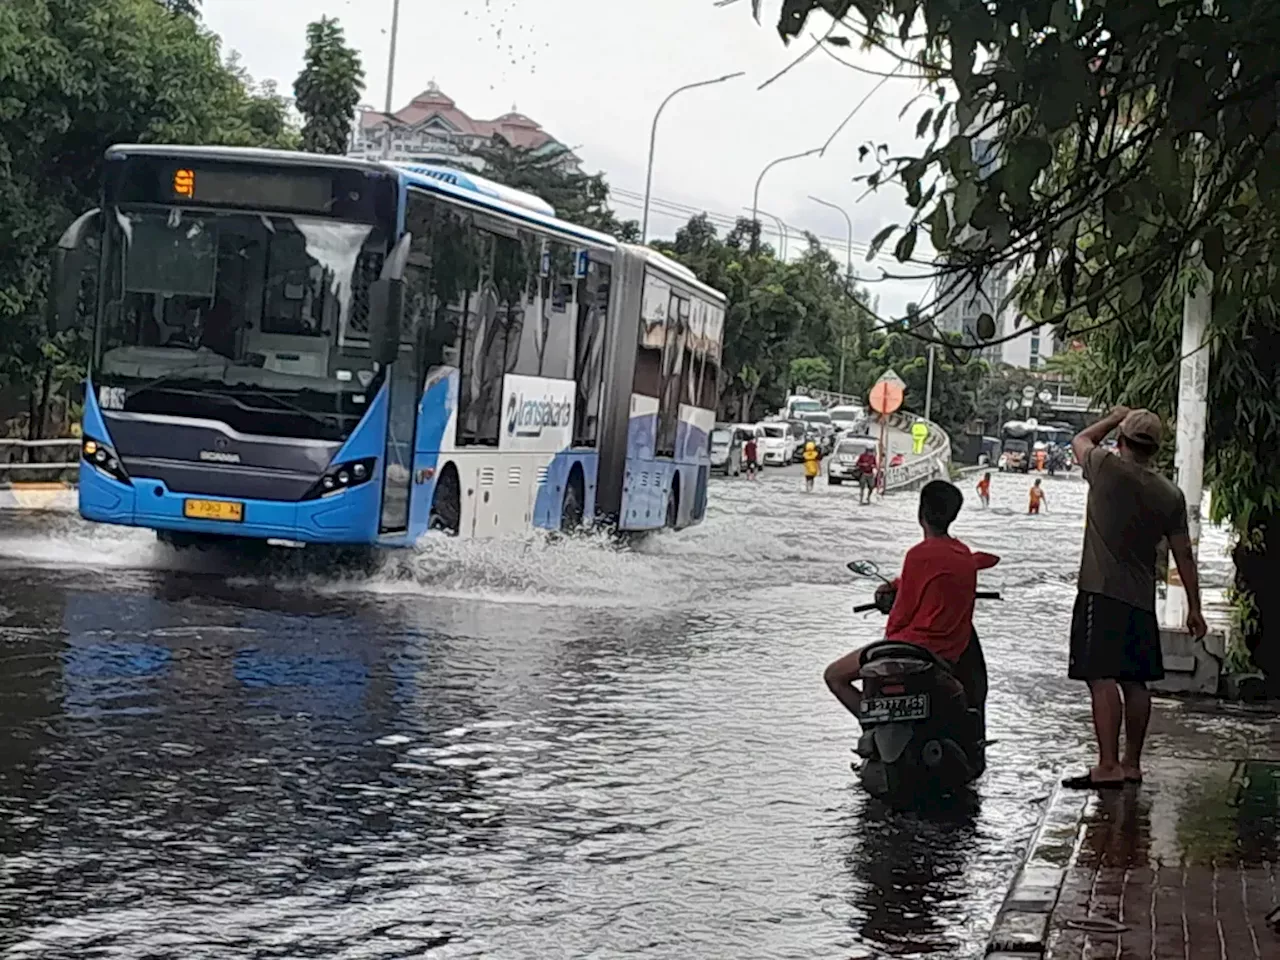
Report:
1028,478,1047,514
802,441,820,492
1061,407,1206,791
744,436,759,480
976,472,991,508
856,448,877,505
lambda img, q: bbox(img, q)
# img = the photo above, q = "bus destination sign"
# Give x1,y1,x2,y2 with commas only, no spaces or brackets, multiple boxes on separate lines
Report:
167,166,334,213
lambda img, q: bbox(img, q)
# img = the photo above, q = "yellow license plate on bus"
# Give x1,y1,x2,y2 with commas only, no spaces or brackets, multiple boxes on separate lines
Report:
183,498,244,522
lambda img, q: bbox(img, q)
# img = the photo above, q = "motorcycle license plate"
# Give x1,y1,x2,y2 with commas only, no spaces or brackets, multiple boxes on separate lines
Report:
860,693,929,723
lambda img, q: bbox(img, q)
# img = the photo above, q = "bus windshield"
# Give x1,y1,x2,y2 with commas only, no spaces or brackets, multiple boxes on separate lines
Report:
94,206,386,442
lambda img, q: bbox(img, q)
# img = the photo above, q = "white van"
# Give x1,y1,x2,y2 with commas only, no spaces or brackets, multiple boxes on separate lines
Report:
781,395,824,420
828,404,866,434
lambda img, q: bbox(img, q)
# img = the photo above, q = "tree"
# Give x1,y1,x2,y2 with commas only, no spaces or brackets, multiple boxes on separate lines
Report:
157,0,200,16
767,0,1280,681
474,137,640,238
294,16,364,156
654,214,882,421
790,356,833,392
0,0,299,439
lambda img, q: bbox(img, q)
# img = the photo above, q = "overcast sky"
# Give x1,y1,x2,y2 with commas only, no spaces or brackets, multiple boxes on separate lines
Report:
203,0,932,320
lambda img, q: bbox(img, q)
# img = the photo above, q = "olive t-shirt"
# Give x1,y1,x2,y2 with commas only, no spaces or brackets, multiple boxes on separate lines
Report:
1078,446,1188,611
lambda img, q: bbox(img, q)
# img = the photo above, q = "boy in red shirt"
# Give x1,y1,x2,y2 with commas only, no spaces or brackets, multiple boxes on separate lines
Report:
824,480,998,720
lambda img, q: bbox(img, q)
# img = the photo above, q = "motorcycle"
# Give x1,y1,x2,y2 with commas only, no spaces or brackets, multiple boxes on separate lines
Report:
845,559,999,805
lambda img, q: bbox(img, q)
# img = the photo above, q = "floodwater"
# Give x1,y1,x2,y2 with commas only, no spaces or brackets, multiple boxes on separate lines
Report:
0,470,1238,959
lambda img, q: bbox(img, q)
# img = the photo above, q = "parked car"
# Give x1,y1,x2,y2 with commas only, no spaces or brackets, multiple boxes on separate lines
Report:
785,420,809,462
827,436,877,485
710,426,743,476
756,422,795,466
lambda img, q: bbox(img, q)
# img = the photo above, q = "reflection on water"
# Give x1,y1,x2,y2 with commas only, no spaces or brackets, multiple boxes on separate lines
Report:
0,471,1243,957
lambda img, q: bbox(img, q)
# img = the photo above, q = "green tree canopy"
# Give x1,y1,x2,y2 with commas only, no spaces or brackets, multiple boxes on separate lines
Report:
790,356,833,392
475,138,640,239
762,1,1280,673
0,0,298,437
655,214,897,422
294,17,364,156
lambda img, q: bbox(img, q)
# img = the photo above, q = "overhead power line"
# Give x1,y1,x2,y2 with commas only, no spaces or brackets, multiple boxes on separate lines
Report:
608,186,934,276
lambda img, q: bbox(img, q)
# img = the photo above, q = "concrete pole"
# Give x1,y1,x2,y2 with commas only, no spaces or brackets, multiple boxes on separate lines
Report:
924,344,936,423
1161,264,1212,629
381,0,401,159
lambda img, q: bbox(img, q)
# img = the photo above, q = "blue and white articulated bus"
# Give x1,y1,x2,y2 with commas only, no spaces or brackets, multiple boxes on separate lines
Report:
49,144,726,547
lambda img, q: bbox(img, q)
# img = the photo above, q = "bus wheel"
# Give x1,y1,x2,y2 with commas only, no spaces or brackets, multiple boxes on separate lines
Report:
429,465,460,536
665,474,680,528
561,468,585,533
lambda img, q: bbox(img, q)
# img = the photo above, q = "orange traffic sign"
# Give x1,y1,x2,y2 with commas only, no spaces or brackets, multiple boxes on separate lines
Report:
868,379,904,415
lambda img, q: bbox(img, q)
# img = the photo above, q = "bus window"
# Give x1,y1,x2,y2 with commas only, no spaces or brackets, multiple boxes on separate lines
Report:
573,258,610,447
699,304,723,410
633,272,669,399
511,235,575,380
682,297,702,408
656,291,687,456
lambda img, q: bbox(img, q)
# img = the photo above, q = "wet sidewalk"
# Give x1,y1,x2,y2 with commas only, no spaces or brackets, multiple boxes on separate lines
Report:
989,703,1280,958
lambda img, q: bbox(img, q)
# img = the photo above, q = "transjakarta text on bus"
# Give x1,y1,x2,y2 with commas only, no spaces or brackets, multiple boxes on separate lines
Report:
50,145,728,547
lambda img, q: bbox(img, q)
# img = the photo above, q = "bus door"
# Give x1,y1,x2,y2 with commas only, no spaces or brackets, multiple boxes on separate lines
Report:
379,243,428,536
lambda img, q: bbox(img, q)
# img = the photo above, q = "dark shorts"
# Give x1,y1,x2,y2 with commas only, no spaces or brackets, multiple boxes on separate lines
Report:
1069,592,1163,683
858,473,874,489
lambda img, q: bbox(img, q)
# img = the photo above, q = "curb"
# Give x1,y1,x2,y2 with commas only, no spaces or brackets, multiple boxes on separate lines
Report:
0,481,77,513
985,784,1088,957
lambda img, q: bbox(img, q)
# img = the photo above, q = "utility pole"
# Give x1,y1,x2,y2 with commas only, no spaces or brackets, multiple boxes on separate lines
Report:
1162,263,1211,629
381,0,401,159
924,344,936,422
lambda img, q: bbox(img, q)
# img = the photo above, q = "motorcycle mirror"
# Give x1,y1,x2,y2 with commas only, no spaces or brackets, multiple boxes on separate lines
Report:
846,559,880,579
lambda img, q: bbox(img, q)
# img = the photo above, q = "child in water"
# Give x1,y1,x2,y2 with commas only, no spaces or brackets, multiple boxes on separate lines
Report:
1029,478,1048,514
976,472,992,508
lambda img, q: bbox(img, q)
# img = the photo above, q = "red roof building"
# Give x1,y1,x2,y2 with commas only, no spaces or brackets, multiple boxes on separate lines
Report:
351,81,578,172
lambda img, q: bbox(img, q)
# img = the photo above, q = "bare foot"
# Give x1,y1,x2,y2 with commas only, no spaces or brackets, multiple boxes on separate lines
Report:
1091,763,1126,784
1121,765,1143,782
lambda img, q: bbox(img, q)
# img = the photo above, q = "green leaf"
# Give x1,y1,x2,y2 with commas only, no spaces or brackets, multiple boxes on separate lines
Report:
894,226,918,262
1122,274,1143,307
930,201,950,251
953,179,979,226
868,224,897,260
976,313,996,339
826,36,852,47
916,108,934,139
1202,226,1225,275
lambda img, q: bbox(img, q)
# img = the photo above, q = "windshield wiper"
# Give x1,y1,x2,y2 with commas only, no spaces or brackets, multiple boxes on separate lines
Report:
123,364,232,400
221,388,347,431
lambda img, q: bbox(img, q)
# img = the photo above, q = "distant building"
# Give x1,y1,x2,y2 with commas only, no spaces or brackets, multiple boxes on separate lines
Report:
350,81,580,173
932,113,1053,368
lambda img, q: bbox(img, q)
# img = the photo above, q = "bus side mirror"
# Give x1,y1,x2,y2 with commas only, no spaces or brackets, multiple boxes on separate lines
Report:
368,278,404,367
48,208,101,336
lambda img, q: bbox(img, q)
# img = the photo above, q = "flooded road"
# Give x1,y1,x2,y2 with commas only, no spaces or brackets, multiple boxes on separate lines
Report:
0,470,1237,959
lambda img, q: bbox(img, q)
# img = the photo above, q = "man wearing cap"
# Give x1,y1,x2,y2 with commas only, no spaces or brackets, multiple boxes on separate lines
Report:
1062,406,1207,790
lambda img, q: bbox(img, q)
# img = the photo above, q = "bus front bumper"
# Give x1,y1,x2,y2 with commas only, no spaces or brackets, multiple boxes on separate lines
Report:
79,464,380,544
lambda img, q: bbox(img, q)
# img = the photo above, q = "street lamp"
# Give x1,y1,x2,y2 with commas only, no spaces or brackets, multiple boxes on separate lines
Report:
751,147,822,250
809,195,853,395
641,72,746,243
381,0,402,159
744,207,790,259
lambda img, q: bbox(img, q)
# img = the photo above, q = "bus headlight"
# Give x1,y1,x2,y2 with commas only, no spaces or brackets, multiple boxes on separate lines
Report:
81,436,131,485
304,457,376,500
